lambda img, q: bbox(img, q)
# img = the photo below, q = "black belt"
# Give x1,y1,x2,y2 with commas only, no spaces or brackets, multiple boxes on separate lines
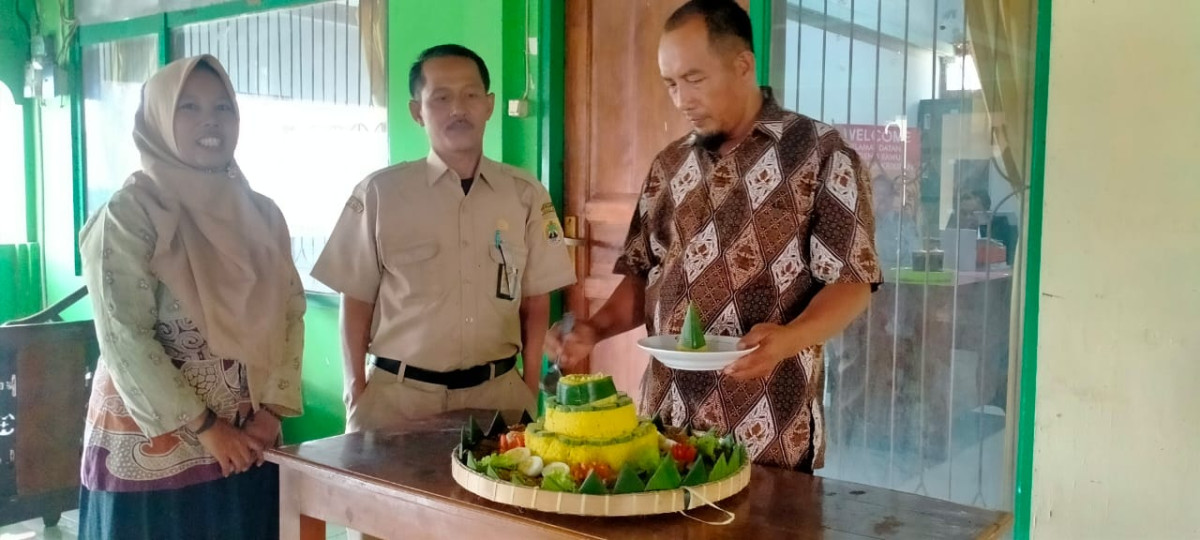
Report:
372,356,517,390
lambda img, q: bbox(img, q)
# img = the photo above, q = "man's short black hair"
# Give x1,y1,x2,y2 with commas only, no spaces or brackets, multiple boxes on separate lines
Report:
664,0,755,55
409,44,490,99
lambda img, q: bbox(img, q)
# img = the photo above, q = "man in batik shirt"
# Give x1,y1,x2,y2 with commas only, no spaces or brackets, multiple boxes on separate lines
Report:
547,0,882,472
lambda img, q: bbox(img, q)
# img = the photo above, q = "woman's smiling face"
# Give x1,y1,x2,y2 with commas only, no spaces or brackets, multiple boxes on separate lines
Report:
173,65,239,171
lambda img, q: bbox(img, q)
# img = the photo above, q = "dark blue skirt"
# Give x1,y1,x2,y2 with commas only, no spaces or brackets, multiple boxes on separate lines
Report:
78,462,279,540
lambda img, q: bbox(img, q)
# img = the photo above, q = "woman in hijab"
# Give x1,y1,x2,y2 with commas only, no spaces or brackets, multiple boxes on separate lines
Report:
77,54,304,540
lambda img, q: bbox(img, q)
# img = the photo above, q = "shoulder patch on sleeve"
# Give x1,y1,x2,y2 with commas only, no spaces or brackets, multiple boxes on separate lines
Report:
544,218,563,244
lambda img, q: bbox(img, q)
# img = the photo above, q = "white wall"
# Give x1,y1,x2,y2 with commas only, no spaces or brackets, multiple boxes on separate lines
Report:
1032,0,1200,537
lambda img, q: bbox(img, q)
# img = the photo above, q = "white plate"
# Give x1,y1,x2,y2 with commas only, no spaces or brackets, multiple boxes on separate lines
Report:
636,334,756,371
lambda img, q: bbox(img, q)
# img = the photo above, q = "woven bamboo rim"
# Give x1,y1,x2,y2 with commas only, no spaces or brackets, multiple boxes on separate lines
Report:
450,451,751,517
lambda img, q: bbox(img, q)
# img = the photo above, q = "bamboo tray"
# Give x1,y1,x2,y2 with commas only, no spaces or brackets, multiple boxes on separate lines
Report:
450,450,751,517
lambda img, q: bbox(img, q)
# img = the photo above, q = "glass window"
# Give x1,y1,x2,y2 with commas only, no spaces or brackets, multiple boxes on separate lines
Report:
774,0,1036,510
172,0,388,293
82,35,160,217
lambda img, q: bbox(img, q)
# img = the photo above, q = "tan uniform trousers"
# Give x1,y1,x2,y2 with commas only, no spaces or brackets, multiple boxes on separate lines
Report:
346,359,536,433
343,361,536,539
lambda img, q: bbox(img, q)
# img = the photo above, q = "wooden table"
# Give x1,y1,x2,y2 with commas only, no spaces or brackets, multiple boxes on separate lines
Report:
266,410,1011,539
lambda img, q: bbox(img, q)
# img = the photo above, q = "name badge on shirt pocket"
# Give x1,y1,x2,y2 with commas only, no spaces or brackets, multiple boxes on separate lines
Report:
384,242,441,299
489,242,526,301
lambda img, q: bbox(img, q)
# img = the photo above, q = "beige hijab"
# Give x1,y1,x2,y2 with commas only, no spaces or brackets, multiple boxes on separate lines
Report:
124,55,292,404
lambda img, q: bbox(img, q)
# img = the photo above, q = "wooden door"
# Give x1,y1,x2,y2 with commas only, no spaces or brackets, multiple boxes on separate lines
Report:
563,0,748,396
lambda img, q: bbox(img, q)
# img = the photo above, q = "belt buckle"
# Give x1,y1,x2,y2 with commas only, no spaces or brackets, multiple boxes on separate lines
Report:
443,360,502,390
445,366,471,390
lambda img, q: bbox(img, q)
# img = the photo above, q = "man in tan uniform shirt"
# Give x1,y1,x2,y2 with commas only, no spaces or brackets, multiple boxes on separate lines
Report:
313,44,576,432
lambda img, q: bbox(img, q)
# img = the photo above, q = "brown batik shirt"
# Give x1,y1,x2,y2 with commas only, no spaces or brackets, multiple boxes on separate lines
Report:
614,90,883,471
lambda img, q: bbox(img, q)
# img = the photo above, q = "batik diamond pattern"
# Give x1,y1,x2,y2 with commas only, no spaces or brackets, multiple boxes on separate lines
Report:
640,159,666,216
663,383,687,426
751,188,798,259
670,152,702,206
771,237,804,293
653,275,688,335
734,272,776,335
735,396,776,460
796,347,820,396
708,158,741,209
826,151,859,212
849,226,881,280
780,405,813,467
767,358,807,423
675,370,718,413
745,147,783,210
712,185,751,248
689,260,731,321
649,231,668,261
811,192,855,256
789,158,821,216
761,121,784,140
708,301,741,337
682,221,719,283
724,225,764,290
692,388,726,432
647,265,663,287
720,376,767,425
809,235,845,284
673,196,711,243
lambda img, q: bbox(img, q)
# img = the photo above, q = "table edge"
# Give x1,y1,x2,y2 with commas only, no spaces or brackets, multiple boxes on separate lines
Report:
266,448,604,539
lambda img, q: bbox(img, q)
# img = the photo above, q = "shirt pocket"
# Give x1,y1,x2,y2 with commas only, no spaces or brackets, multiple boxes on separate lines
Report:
383,242,443,300
488,242,527,303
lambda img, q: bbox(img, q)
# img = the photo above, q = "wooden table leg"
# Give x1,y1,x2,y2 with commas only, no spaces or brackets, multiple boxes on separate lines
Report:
279,467,326,540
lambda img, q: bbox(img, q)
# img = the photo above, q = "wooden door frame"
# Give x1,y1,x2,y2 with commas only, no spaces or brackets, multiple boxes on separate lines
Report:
562,0,591,325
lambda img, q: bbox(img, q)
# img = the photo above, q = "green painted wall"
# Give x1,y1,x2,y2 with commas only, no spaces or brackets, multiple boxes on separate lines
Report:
386,0,543,167
0,243,42,321
280,295,344,443
388,0,504,163
500,0,542,173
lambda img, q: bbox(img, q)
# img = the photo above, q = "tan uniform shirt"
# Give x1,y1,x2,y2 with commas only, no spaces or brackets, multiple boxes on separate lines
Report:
312,152,576,371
